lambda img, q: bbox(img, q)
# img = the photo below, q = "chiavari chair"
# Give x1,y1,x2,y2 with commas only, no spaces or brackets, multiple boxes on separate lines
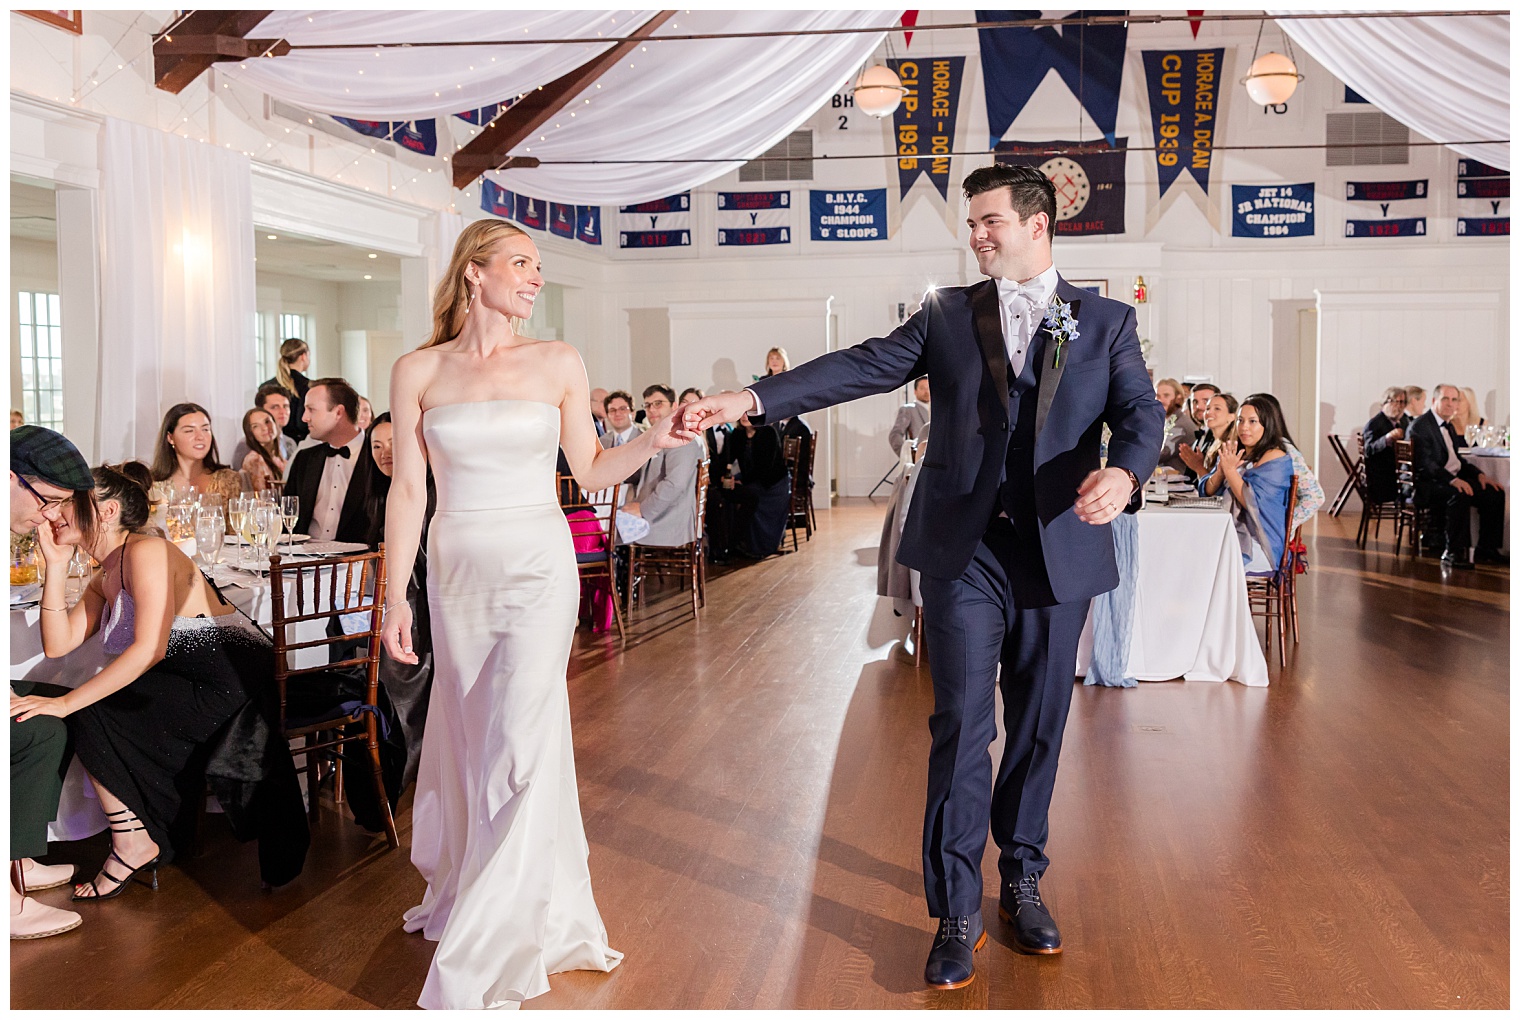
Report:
269,547,398,849
1247,475,1299,666
1356,431,1408,551
559,475,625,642
626,460,709,618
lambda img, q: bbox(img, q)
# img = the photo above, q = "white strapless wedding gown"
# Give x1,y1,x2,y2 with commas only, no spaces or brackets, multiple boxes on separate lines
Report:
403,399,622,1010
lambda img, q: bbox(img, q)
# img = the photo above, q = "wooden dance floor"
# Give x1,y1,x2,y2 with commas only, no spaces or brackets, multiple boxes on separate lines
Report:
12,500,1508,1009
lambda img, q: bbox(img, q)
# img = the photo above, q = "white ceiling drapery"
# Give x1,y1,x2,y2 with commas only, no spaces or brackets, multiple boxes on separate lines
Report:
224,11,659,120
486,10,902,205
218,10,903,205
1271,11,1509,170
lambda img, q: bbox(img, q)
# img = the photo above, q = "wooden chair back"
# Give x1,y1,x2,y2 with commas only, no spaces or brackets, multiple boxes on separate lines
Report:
625,459,709,619
268,547,398,847
560,477,625,640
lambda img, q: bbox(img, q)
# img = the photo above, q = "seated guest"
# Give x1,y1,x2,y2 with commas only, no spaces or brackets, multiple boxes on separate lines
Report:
764,347,791,378
238,408,288,494
710,415,792,560
890,376,931,457
1173,383,1219,478
1403,385,1426,423
1452,386,1485,442
287,377,373,543
1410,383,1506,569
233,385,299,471
10,409,23,429
355,395,374,431
362,412,434,795
11,465,306,897
1180,391,1237,479
1246,392,1324,532
589,387,609,437
1199,395,1294,572
8,425,93,939
679,388,717,462
1154,377,1190,472
598,390,645,496
260,338,311,443
623,385,704,548
1362,387,1409,504
149,402,243,502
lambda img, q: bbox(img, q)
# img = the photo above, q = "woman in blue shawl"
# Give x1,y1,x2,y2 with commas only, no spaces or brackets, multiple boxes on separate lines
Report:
1198,393,1294,573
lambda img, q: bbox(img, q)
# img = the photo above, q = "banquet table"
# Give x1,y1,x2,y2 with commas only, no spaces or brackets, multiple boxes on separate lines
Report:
1466,449,1509,553
10,546,366,842
1076,504,1270,686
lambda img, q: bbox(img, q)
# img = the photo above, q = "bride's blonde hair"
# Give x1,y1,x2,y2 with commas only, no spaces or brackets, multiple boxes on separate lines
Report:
422,219,532,349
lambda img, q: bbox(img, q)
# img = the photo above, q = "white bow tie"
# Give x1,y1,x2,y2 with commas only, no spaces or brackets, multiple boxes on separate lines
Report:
999,280,1047,309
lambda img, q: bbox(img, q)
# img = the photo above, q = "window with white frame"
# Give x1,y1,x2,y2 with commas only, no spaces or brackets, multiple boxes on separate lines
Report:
17,291,63,429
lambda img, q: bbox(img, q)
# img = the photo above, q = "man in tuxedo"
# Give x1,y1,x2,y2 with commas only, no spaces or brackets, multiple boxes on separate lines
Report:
589,387,610,437
1410,383,1505,569
286,377,373,544
1403,385,1427,422
1174,382,1219,480
890,375,932,457
1361,386,1409,504
685,164,1163,988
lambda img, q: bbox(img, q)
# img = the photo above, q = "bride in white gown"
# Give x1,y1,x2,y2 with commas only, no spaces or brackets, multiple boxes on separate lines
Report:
382,220,695,1010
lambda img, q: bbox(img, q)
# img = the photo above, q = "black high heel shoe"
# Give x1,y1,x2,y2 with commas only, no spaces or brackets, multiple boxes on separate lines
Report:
73,808,160,902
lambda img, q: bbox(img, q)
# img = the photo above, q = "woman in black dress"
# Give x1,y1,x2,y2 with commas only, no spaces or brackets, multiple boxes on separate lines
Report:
260,338,312,443
10,467,304,896
710,415,793,559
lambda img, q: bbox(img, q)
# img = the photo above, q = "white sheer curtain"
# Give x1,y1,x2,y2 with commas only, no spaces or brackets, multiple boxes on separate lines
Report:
97,118,256,464
491,10,901,204
1273,11,1509,170
224,11,658,119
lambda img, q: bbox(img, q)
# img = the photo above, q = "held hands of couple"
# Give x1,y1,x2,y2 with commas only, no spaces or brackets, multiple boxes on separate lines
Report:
682,390,757,433
1074,467,1136,526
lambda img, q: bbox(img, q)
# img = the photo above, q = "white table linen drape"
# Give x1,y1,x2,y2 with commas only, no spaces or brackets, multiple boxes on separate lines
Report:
1077,507,1270,686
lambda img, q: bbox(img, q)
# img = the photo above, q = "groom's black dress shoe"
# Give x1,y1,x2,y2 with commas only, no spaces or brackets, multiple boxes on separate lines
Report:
998,874,1062,954
924,912,986,989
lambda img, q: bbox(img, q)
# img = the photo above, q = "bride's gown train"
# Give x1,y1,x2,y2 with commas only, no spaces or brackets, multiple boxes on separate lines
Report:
402,399,622,1010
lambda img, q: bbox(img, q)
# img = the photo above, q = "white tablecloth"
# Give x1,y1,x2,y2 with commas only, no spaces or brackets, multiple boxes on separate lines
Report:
1077,506,1269,686
11,561,354,842
1467,451,1509,553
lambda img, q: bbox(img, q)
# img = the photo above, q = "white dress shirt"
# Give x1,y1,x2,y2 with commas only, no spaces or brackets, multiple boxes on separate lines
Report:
1433,409,1463,475
996,263,1059,378
310,430,365,541
609,424,640,447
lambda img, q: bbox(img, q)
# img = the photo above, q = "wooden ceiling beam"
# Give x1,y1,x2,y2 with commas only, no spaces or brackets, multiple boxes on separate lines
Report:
153,10,278,95
452,10,676,190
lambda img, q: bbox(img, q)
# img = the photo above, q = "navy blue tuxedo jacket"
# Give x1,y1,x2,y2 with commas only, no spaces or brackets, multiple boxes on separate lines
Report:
750,275,1164,602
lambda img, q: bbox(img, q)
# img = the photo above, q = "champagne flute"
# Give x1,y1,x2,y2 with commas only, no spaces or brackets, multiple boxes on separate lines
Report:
280,495,299,553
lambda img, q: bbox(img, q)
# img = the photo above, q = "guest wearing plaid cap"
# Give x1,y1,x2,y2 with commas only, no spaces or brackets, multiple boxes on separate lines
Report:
8,425,92,940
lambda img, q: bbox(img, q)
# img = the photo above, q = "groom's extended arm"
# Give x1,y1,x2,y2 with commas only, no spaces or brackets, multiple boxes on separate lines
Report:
746,304,931,424
1102,305,1167,510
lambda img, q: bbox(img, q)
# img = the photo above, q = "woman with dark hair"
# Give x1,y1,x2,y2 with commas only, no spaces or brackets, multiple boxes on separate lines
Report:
238,407,287,493
149,403,242,502
1182,391,1239,480
1200,393,1294,572
1238,391,1324,532
709,414,792,560
260,338,311,443
361,411,435,793
9,465,306,896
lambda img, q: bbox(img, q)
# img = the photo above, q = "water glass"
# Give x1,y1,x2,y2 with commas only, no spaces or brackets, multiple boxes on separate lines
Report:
195,512,225,568
65,548,91,606
166,504,196,543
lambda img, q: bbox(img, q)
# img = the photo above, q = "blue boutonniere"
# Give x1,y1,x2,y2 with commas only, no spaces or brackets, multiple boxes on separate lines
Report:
1043,296,1080,367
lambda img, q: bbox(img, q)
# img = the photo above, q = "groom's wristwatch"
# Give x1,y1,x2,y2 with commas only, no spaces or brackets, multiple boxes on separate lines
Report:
1118,467,1139,501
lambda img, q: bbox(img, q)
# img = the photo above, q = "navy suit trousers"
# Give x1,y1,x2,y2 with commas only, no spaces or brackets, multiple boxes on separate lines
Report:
918,515,1087,918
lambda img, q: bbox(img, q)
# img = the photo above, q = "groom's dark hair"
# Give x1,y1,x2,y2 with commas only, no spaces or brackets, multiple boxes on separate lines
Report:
962,163,1057,235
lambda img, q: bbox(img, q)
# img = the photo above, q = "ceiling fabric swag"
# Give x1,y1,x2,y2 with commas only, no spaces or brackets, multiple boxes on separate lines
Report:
1270,10,1509,170
221,10,660,120
482,9,903,206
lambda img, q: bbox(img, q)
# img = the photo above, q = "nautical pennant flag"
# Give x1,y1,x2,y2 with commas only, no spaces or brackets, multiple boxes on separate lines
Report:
716,191,791,246
618,193,691,248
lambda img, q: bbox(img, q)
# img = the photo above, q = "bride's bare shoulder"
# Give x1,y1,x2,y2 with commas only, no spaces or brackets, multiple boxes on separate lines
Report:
391,347,442,392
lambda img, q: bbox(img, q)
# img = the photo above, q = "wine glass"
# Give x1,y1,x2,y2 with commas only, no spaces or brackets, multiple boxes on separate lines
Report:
279,495,299,553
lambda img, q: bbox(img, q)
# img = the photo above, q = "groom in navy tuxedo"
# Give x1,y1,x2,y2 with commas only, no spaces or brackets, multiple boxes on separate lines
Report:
685,164,1164,989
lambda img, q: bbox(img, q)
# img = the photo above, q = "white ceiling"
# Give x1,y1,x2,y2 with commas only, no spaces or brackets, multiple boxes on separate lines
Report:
255,231,402,284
